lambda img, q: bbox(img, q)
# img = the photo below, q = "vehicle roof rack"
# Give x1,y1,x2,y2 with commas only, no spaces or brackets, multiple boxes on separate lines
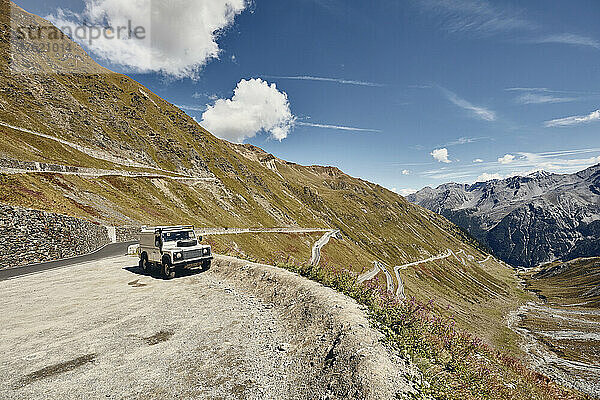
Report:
140,225,195,233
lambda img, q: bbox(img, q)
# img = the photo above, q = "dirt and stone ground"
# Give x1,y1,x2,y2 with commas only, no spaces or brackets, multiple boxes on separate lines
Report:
0,254,422,399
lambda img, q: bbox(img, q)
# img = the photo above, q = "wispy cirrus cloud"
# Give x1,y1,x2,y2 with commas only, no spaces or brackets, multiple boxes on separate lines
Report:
505,87,597,94
444,136,489,146
415,0,599,51
516,152,600,172
505,87,555,92
264,75,385,87
177,104,208,112
515,93,577,105
440,87,497,121
296,121,381,133
532,148,600,158
416,0,534,36
505,87,598,105
545,109,600,127
419,147,600,183
532,33,600,50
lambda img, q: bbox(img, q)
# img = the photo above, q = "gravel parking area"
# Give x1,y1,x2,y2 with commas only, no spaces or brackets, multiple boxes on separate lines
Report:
0,254,419,399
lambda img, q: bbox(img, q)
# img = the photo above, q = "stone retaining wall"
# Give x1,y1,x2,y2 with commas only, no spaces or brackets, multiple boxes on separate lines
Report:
116,226,141,242
0,204,140,269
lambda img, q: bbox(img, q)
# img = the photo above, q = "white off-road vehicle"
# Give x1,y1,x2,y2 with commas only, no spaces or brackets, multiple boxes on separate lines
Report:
138,226,212,279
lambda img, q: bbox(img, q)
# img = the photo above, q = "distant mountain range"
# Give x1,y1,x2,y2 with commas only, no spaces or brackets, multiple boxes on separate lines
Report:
407,165,600,267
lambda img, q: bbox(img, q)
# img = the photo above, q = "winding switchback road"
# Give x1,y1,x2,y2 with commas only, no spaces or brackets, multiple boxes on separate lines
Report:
358,249,491,300
356,263,380,284
310,230,340,266
200,227,333,237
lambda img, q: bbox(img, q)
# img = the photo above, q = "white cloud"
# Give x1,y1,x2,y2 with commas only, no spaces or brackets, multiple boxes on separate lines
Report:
48,0,247,78
473,158,483,163
402,169,411,175
444,136,490,146
545,109,600,127
201,78,295,143
431,148,451,163
515,93,577,104
176,104,207,112
193,92,219,101
475,173,503,182
398,188,418,196
295,122,380,133
264,75,385,87
498,154,515,164
505,87,554,92
518,152,600,171
441,88,496,121
533,33,600,50
506,87,591,105
420,147,600,182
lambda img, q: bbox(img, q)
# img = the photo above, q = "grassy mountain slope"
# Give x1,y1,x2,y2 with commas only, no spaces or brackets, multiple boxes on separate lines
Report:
522,257,600,308
516,258,600,394
0,1,532,356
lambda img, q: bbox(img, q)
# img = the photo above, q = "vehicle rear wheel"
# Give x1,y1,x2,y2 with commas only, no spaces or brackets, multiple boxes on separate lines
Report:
139,253,149,273
162,260,175,279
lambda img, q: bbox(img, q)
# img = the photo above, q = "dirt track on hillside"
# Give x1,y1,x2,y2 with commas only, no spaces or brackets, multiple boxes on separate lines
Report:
0,254,422,399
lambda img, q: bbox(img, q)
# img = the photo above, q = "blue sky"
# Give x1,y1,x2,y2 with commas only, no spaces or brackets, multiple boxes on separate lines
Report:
16,0,600,194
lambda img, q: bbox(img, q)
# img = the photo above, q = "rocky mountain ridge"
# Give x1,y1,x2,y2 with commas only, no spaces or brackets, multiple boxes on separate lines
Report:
408,166,600,267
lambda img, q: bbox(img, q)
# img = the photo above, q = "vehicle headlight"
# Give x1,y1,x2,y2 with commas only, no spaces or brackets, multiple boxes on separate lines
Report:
204,248,210,255
174,252,183,259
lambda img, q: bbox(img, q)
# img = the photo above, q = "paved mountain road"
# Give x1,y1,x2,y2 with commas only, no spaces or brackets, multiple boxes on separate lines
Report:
356,263,380,284
0,242,136,281
199,227,333,237
0,121,168,172
309,230,340,266
1,228,334,281
0,165,217,182
357,249,491,300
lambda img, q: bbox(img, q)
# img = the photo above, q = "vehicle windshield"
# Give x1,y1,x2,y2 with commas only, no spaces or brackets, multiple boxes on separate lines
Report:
161,230,195,242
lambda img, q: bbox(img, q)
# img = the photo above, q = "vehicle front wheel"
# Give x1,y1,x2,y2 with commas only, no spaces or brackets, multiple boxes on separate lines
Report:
162,260,175,279
202,260,211,271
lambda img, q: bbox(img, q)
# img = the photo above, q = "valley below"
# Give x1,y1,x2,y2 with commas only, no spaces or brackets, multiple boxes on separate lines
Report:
508,258,600,397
